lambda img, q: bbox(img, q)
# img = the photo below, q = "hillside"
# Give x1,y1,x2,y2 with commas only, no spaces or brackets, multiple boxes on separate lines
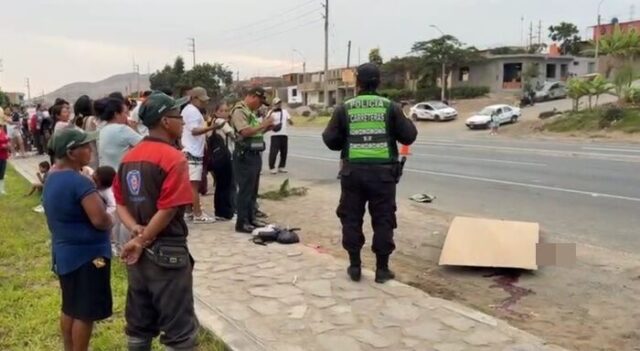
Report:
41,73,151,104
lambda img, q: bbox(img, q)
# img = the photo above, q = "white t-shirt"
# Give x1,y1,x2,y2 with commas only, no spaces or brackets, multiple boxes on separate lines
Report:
129,104,149,136
181,104,206,157
270,109,290,136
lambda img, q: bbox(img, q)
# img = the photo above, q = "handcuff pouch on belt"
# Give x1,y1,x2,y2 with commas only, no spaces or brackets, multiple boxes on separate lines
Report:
144,239,189,269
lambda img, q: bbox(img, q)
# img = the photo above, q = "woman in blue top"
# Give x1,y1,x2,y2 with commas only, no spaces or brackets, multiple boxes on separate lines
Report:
43,128,113,351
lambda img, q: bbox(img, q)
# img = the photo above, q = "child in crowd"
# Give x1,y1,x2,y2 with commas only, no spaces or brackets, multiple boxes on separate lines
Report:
0,120,9,195
92,166,119,252
27,161,51,196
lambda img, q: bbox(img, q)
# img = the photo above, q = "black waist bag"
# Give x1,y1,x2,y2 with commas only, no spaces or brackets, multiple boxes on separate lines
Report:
145,241,189,269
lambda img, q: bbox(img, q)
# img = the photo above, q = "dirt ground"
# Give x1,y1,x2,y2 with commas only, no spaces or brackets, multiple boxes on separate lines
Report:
241,175,640,351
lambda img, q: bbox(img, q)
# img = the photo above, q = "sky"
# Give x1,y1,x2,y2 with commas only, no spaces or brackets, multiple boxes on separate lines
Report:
0,0,635,95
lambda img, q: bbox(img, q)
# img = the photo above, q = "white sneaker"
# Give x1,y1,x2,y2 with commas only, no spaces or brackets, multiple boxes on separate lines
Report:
192,214,216,224
278,168,288,173
270,169,277,175
184,213,194,222
33,204,44,213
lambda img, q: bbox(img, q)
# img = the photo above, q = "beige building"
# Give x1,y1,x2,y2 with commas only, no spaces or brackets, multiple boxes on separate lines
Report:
297,67,357,107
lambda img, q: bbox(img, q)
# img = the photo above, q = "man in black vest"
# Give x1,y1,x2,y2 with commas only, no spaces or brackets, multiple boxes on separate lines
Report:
322,63,417,284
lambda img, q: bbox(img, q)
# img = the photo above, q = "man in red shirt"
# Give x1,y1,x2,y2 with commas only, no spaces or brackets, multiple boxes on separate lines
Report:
113,92,198,351
0,119,10,195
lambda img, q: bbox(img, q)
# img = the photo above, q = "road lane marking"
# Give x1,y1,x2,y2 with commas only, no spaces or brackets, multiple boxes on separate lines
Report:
289,153,640,203
582,147,640,153
412,153,547,167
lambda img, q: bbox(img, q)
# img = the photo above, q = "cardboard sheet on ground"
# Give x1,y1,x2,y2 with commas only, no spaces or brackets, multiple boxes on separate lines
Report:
439,216,539,270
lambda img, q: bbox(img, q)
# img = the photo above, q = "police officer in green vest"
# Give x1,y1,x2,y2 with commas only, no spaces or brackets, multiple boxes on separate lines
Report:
322,63,418,284
230,87,273,233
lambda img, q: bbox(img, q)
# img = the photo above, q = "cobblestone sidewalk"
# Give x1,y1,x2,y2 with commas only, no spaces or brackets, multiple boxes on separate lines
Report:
11,156,567,351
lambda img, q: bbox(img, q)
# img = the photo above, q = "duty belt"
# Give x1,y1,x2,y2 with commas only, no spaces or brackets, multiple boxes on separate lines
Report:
184,152,204,162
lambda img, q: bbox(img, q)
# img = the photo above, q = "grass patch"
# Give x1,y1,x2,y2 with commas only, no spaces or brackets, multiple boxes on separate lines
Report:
543,107,640,133
0,166,225,351
259,179,308,201
291,115,331,128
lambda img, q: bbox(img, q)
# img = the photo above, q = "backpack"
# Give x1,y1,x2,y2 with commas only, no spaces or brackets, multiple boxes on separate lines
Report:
207,133,231,170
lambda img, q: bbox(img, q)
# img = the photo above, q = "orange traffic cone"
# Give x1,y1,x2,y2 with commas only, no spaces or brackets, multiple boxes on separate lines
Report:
399,143,411,156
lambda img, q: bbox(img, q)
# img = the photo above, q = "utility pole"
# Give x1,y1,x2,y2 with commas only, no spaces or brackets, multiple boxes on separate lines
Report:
187,37,196,68
236,71,240,82
595,0,605,65
358,47,361,65
520,16,525,47
293,49,307,84
537,20,542,46
322,0,329,107
25,78,31,101
529,22,534,49
430,25,447,102
347,40,352,68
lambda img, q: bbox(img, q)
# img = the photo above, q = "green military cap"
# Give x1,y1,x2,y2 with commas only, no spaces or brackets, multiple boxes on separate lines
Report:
50,128,97,158
138,91,189,127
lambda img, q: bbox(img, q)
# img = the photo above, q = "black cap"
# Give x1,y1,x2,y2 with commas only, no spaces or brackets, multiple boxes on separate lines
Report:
247,87,270,106
356,63,381,85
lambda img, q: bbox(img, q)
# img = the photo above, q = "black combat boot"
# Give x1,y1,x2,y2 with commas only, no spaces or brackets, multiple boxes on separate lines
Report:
375,254,396,284
347,251,362,282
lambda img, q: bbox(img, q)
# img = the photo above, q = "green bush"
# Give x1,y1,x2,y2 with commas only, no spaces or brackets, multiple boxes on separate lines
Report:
450,86,490,99
414,86,442,101
601,107,625,128
379,89,414,101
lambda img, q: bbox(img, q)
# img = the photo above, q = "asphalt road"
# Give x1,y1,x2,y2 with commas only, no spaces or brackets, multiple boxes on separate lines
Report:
273,130,640,254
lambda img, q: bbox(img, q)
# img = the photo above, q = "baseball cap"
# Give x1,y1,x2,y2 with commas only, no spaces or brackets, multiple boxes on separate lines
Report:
138,91,189,127
191,87,210,101
50,128,97,158
272,97,282,105
248,87,270,106
356,63,381,85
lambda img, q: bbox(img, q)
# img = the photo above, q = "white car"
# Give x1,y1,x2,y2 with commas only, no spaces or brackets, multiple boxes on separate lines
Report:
535,81,567,102
465,104,521,129
410,101,458,121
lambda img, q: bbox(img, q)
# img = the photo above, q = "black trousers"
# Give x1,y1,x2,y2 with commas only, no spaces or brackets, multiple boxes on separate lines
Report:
126,253,198,349
0,159,6,180
233,150,261,226
268,135,288,170
337,165,397,256
212,157,234,219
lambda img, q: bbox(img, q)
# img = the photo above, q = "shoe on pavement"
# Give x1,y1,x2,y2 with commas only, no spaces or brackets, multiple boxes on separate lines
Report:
192,214,216,224
270,169,277,175
278,168,288,173
347,266,362,282
375,268,396,284
255,210,268,219
236,223,256,234
251,219,268,228
215,216,233,222
33,204,45,213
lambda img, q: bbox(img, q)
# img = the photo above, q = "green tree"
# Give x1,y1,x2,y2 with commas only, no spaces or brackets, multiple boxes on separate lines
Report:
380,56,421,90
598,26,640,60
567,78,589,111
0,89,9,108
149,56,186,93
548,22,582,55
522,63,540,93
179,63,233,100
368,48,383,65
411,35,481,95
587,75,614,108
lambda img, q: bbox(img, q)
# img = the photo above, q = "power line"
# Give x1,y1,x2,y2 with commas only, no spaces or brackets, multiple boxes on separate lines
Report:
215,0,317,35
225,19,323,50
217,7,322,41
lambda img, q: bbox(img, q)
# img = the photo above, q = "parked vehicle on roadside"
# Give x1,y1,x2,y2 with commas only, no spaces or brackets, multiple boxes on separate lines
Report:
465,104,521,129
409,101,458,121
535,81,567,102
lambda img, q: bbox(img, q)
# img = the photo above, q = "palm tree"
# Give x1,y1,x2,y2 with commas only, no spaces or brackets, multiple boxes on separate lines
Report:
588,75,614,108
567,78,589,111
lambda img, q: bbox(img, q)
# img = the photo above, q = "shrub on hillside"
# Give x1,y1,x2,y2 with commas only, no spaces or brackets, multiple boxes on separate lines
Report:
450,86,490,99
600,107,625,128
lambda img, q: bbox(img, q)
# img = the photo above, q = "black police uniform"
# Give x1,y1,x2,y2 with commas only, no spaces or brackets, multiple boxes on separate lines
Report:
322,65,417,283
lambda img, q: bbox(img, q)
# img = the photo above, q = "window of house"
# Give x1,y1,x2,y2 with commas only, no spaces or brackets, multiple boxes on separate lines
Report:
319,91,325,103
292,88,298,97
459,67,470,82
588,62,596,74
546,64,557,79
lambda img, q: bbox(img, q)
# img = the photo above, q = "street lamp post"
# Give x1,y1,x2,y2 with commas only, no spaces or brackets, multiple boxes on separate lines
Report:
430,25,447,102
293,49,307,84
595,0,605,69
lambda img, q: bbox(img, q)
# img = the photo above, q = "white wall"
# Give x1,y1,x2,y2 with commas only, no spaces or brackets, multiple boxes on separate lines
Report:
287,86,303,104
569,57,597,77
306,91,321,105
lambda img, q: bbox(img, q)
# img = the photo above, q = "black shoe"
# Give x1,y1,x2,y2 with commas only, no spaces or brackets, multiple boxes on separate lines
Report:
250,219,268,228
347,266,362,282
255,210,268,219
235,223,256,234
375,268,396,284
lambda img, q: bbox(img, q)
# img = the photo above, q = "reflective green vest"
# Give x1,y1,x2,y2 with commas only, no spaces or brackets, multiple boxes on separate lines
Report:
346,95,393,164
231,101,264,144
